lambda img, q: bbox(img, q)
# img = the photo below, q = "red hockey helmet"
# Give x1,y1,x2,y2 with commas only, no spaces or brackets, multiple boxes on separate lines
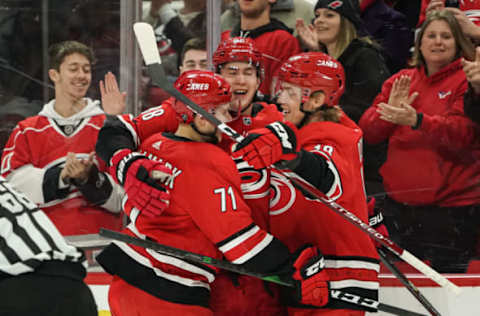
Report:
277,52,345,106
213,37,263,75
172,70,233,123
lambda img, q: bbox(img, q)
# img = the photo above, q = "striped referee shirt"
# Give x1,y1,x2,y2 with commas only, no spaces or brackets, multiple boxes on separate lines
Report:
0,176,86,276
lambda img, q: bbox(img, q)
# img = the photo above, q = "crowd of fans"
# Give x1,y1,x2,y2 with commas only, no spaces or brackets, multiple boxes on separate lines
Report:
1,0,480,314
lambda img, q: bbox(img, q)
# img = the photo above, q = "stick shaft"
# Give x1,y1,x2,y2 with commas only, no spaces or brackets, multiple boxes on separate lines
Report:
133,22,460,295
100,229,428,316
378,248,442,316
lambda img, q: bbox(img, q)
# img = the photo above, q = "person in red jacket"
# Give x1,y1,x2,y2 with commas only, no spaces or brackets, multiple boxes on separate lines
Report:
359,9,480,273
222,0,301,98
96,70,332,316
233,52,379,315
0,40,125,236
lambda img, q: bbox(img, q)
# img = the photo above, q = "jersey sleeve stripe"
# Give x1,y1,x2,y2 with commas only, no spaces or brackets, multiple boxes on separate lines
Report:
217,223,258,252
229,233,274,264
216,223,256,249
325,259,380,272
146,248,216,283
330,279,379,290
113,240,211,289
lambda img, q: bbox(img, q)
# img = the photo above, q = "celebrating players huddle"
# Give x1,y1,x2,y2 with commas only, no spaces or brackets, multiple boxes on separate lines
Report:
95,37,379,316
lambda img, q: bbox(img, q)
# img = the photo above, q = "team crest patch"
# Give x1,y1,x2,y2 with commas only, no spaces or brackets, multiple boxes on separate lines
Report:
243,117,252,126
328,1,343,9
438,91,451,99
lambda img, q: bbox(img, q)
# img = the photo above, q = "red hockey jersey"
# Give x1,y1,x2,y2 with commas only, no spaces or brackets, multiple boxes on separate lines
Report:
0,99,123,235
269,115,379,310
97,132,290,308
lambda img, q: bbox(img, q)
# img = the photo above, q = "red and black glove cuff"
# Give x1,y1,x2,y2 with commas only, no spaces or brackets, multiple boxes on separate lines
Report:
109,149,147,185
265,121,299,155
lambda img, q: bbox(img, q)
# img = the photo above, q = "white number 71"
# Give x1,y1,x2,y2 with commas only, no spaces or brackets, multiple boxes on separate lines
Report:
213,186,238,212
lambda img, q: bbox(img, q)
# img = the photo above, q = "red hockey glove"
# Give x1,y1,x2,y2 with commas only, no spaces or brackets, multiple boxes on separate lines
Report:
110,149,172,218
231,121,300,169
292,246,330,307
368,197,389,248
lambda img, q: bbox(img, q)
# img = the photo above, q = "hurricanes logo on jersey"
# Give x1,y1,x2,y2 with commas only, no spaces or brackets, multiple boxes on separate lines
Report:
438,90,451,99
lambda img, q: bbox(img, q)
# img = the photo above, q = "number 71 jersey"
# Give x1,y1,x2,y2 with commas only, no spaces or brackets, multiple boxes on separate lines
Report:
131,132,278,268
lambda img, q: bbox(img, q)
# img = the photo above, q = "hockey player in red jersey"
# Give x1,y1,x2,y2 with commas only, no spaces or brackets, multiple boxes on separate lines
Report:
206,36,284,157
95,70,332,316
0,41,125,235
211,36,290,316
232,52,379,315
96,37,338,315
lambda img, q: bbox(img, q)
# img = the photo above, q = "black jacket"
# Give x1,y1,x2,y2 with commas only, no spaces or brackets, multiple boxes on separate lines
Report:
338,38,390,123
464,84,480,125
338,39,390,195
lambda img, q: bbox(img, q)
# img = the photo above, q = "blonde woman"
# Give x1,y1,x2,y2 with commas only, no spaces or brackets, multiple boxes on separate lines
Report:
359,10,480,273
297,0,391,196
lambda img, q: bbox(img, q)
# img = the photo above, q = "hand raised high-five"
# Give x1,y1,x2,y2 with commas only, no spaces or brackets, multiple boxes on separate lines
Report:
387,75,416,108
462,46,480,94
100,72,127,115
445,7,480,40
426,0,445,15
296,18,320,52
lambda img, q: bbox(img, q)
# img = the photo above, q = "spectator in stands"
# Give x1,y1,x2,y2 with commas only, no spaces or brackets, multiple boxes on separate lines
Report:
0,176,97,316
360,0,414,74
389,0,422,30
463,47,480,123
296,0,390,196
359,10,480,273
143,0,207,78
222,0,301,98
221,0,315,37
418,1,476,27
445,5,480,41
297,0,390,122
147,37,208,110
418,1,480,40
0,41,125,236
178,37,208,72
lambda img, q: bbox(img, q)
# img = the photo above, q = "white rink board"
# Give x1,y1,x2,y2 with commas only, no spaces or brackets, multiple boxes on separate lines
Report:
88,279,480,315
368,286,480,316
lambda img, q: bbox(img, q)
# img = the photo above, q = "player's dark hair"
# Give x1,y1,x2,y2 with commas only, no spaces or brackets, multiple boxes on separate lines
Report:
48,41,95,71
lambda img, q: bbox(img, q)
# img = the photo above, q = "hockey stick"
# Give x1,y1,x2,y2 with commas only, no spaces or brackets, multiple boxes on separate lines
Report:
99,228,428,316
132,22,461,296
378,247,442,316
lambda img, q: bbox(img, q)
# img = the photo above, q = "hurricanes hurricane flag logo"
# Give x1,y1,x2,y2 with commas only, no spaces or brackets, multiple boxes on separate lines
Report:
328,0,343,9
438,91,451,99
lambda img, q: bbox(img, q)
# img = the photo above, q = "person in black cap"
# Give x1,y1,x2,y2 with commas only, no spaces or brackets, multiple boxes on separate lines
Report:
296,0,390,199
